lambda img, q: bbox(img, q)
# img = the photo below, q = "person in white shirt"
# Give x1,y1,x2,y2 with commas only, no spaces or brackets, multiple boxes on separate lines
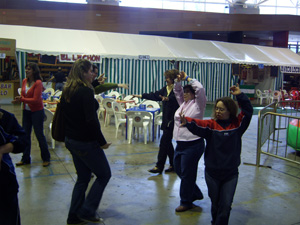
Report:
173,71,207,212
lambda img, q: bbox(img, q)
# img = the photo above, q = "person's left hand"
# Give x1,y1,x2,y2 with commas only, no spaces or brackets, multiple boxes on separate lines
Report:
101,142,112,149
159,95,169,101
12,96,21,103
229,83,242,96
118,84,129,89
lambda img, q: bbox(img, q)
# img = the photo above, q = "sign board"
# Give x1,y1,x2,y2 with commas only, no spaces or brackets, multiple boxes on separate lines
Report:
0,38,16,57
258,64,264,69
280,66,300,74
138,55,150,60
0,82,14,104
59,54,101,63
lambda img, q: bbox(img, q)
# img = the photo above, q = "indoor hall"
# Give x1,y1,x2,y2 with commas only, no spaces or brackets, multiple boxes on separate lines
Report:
2,103,300,225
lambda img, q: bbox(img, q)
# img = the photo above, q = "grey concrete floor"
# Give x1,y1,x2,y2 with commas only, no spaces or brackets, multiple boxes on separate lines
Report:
1,104,300,225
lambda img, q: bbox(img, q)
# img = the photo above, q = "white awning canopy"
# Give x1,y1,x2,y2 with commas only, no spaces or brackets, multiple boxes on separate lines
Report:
1,24,300,66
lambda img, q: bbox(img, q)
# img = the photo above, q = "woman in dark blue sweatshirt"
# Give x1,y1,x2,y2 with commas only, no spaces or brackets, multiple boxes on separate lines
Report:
179,84,253,225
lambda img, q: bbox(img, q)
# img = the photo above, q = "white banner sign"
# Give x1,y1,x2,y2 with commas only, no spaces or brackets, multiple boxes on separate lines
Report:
138,55,150,60
280,66,300,74
59,54,101,63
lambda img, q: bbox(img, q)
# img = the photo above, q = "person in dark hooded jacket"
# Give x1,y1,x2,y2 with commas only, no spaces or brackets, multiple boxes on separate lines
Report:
0,108,29,225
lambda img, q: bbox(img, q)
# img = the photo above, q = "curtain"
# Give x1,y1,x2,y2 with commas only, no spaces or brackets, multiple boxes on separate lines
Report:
179,61,233,102
99,58,175,96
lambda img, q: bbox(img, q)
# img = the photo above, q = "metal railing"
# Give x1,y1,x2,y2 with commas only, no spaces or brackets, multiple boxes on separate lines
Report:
254,100,300,167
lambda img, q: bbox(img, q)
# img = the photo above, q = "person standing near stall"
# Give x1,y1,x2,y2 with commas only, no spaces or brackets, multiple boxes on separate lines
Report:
47,67,67,91
133,69,179,174
13,62,51,167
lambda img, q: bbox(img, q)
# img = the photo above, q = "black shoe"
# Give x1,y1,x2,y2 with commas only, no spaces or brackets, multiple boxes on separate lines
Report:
16,161,31,166
148,166,162,174
67,219,87,225
165,166,174,173
77,214,103,223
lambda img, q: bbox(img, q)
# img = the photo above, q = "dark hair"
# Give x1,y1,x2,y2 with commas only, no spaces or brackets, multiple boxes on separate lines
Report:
183,84,195,95
63,59,93,102
164,69,179,82
25,62,42,82
92,64,98,72
212,97,238,120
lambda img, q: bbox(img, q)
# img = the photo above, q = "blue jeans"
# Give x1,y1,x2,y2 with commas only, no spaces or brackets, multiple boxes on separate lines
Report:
65,137,111,221
205,170,238,225
174,138,205,207
22,109,50,163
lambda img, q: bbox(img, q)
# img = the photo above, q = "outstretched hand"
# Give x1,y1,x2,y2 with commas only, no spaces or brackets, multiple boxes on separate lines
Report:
229,83,242,96
159,95,169,101
118,84,129,89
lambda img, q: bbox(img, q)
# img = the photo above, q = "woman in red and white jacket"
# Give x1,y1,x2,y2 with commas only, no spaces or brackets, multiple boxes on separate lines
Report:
180,84,253,225
13,62,51,167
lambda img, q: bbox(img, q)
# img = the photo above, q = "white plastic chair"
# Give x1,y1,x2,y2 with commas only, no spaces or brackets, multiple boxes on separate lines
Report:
53,90,62,97
154,112,163,139
112,101,127,138
107,91,121,99
143,100,160,109
43,108,55,149
44,88,55,96
269,90,281,103
256,89,268,105
126,111,152,144
124,95,139,108
102,98,116,126
95,94,105,120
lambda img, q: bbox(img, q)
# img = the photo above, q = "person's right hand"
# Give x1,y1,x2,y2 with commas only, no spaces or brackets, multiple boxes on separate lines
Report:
101,142,112,149
132,94,142,98
12,96,21,104
97,73,106,84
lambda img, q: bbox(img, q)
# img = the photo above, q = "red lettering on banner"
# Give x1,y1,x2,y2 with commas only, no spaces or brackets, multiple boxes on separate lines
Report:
60,54,71,61
0,47,10,51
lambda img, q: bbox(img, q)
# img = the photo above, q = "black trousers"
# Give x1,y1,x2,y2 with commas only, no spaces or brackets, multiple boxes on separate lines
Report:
156,127,174,170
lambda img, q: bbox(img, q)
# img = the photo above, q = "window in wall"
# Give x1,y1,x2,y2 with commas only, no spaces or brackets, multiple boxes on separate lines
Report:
163,0,184,10
39,0,87,3
205,3,228,13
184,2,204,11
259,6,276,14
259,0,276,6
277,7,297,15
277,1,296,7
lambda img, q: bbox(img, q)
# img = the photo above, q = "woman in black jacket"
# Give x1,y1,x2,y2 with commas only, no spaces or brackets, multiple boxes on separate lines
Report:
61,59,111,225
133,69,179,174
